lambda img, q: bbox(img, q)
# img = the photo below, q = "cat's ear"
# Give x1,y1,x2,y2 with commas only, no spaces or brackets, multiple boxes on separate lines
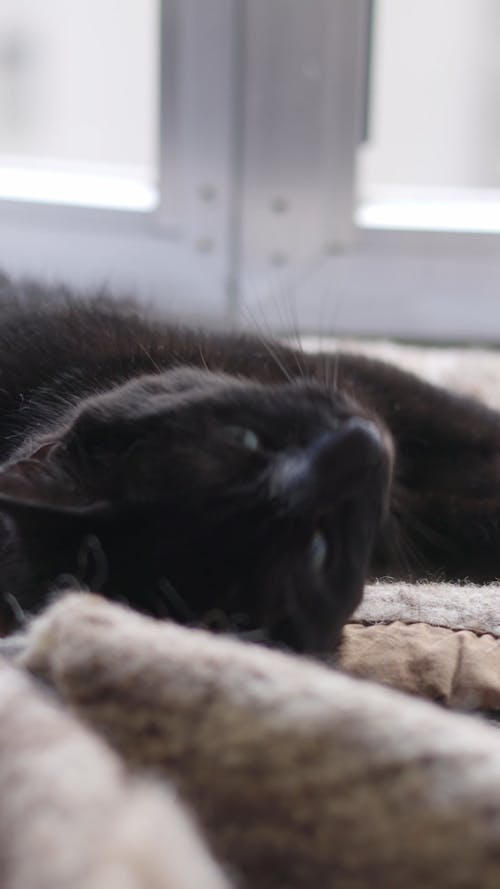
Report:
0,441,109,517
0,444,112,632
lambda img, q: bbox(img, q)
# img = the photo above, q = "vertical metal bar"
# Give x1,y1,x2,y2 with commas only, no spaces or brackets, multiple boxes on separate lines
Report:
238,0,368,315
156,0,237,316
360,0,375,144
225,0,247,322
156,0,181,233
322,0,370,248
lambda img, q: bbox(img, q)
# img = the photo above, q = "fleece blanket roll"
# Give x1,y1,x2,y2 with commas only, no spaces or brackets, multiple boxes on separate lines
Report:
0,651,230,889
13,592,500,889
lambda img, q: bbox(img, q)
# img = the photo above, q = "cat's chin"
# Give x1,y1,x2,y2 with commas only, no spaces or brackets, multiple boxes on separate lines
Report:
263,574,362,655
265,615,342,656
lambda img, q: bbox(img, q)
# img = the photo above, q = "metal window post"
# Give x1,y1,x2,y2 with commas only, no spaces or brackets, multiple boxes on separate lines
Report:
157,0,368,321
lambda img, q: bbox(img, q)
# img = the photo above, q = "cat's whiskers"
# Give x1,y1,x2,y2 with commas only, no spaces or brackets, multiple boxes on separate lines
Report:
3,592,27,628
77,534,108,591
138,342,163,374
394,505,455,578
317,351,337,396
241,305,296,384
157,577,196,624
258,290,308,382
254,334,295,384
197,346,210,373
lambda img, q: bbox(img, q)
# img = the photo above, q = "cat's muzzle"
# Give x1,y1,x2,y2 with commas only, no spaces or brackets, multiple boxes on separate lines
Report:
267,417,392,654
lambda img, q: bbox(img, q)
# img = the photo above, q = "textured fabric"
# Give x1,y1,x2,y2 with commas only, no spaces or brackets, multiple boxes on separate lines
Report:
13,593,500,889
0,654,230,889
339,621,500,709
335,582,500,709
357,582,500,637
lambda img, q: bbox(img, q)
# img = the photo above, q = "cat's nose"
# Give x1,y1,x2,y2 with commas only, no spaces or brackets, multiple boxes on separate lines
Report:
270,417,391,510
309,418,389,500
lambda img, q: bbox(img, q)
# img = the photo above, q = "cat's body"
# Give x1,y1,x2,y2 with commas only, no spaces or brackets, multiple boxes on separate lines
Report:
0,274,499,652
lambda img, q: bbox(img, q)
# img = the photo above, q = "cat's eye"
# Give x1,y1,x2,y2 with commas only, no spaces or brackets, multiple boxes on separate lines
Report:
309,529,328,574
223,426,260,452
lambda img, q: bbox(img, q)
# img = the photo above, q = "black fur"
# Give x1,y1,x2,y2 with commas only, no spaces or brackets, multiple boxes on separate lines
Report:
0,273,498,652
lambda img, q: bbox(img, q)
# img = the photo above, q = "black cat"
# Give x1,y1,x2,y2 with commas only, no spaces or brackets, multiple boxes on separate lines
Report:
0,274,498,653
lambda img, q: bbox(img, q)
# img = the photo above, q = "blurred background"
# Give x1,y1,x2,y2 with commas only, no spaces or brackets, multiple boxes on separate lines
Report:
0,0,157,173
1,0,500,339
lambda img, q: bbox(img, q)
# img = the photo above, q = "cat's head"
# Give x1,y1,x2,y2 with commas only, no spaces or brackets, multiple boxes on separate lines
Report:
0,368,392,653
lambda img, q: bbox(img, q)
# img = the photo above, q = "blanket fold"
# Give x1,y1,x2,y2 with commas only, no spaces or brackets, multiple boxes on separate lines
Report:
14,592,500,889
0,654,230,889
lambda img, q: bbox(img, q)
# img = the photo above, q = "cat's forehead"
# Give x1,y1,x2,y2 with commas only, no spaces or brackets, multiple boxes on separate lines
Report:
152,368,350,423
69,368,358,449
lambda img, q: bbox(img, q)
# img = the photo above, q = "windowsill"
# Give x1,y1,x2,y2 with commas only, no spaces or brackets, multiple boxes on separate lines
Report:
356,185,500,234
0,157,158,213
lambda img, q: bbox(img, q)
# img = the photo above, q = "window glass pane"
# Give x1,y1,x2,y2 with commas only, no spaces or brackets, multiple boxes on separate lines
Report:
359,0,500,196
0,0,158,179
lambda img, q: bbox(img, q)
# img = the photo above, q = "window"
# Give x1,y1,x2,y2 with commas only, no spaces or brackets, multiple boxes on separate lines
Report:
0,0,157,207
1,0,500,340
359,0,500,232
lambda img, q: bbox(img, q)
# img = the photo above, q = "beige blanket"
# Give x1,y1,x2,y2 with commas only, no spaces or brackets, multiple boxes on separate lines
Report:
339,581,500,710
1,592,499,889
1,341,500,888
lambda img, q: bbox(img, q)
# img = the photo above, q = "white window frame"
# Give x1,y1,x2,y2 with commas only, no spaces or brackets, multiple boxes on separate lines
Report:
1,0,500,342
